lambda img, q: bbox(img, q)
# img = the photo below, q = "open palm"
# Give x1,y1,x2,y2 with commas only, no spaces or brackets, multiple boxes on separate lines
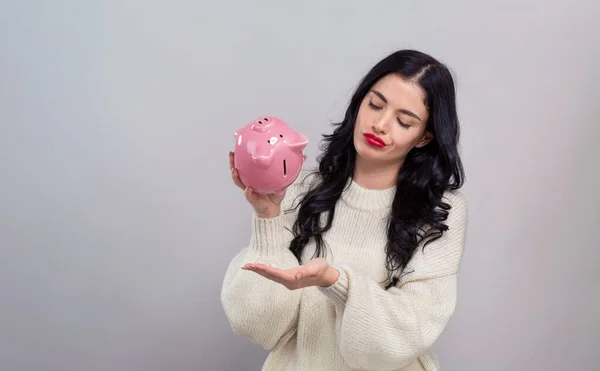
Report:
241,258,331,290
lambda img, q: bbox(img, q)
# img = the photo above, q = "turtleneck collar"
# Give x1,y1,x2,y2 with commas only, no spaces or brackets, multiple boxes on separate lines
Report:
340,177,396,211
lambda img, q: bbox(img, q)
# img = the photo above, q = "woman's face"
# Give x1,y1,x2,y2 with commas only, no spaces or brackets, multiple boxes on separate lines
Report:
353,73,432,167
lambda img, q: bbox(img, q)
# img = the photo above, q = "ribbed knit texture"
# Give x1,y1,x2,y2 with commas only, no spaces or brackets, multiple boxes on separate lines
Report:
221,171,468,371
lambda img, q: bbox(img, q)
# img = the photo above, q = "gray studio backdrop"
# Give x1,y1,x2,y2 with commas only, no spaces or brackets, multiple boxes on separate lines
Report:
1,1,599,370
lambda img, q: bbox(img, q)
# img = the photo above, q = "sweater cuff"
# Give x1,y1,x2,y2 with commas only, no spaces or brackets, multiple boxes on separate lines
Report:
318,265,349,309
248,213,288,260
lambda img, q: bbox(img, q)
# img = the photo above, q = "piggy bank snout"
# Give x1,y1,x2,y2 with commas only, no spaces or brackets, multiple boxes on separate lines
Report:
250,117,274,133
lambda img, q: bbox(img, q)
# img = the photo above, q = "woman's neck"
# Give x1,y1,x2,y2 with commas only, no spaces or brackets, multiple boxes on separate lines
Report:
352,157,401,190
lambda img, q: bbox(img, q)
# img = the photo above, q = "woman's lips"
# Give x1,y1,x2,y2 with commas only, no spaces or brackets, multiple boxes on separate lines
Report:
363,133,386,148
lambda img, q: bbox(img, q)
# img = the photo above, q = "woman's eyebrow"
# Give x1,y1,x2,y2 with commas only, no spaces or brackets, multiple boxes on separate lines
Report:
370,89,422,122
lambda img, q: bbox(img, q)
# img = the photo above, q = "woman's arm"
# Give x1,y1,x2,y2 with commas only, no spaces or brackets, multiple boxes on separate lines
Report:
220,172,311,350
221,213,301,350
318,192,468,370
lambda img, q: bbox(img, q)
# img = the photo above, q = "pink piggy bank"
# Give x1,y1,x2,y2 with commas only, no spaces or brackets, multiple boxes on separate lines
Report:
234,116,308,195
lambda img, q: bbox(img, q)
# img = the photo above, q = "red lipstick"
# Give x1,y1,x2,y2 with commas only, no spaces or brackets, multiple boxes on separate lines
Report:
363,133,386,148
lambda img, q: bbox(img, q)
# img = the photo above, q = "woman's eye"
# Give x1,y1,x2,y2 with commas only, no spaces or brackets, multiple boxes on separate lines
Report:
368,102,382,110
397,119,410,128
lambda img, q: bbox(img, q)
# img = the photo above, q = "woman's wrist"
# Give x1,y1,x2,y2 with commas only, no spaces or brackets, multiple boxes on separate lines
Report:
255,208,281,219
319,266,340,287
255,212,279,219
249,210,287,258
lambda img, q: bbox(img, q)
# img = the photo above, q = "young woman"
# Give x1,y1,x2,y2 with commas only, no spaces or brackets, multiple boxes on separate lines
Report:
221,49,468,371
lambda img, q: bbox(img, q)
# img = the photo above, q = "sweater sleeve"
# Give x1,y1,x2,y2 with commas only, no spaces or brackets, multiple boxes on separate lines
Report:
317,192,468,370
220,173,310,350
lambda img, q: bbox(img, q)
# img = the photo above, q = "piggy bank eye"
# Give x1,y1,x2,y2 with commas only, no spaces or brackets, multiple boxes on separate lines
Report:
279,134,283,138
264,118,269,121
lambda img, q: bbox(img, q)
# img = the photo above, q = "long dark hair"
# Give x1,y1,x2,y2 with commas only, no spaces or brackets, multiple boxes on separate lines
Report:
289,49,465,289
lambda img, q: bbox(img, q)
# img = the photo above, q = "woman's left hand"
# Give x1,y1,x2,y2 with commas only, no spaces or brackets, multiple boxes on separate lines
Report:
241,258,340,290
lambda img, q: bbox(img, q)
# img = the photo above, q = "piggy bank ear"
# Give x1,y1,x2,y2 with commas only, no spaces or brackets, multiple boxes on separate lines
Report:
288,133,308,153
252,154,274,169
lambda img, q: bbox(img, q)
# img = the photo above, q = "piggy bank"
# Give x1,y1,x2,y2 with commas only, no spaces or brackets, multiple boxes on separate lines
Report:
233,116,308,195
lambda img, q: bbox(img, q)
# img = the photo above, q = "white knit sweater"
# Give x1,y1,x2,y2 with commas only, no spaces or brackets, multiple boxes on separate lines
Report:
221,171,468,371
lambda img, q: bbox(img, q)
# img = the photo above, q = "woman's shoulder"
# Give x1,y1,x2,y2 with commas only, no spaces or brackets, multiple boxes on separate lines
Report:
402,189,469,280
442,189,468,217
439,189,468,232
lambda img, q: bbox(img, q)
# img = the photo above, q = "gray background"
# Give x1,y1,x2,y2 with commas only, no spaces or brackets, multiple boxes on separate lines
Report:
1,1,599,370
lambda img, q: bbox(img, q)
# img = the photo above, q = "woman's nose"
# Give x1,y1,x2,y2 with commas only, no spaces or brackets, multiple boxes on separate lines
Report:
372,118,389,134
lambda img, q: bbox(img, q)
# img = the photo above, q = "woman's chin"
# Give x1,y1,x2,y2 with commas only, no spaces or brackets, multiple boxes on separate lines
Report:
355,145,386,162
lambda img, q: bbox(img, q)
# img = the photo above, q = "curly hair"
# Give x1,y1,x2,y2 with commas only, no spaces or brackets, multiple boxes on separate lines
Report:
288,50,465,289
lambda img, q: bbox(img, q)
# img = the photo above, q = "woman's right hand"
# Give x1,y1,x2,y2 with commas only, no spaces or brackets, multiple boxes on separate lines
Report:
229,151,285,219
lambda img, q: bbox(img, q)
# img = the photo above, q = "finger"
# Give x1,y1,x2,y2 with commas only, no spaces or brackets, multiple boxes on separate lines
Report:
229,152,247,189
231,168,245,190
303,154,307,162
229,152,246,189
228,151,234,170
244,186,257,202
244,266,286,284
244,264,294,283
246,263,284,276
